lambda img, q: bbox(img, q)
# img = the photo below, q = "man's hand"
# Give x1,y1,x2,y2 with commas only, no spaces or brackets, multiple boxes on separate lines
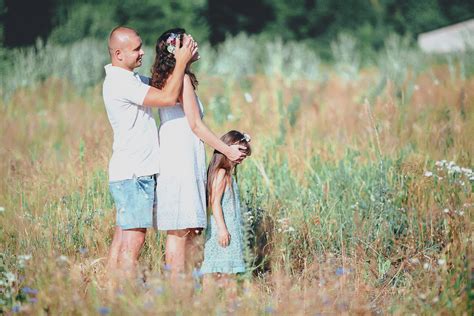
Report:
227,144,247,163
218,227,231,248
174,34,195,66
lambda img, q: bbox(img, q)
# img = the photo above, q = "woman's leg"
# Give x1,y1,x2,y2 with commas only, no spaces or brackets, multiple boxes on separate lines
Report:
185,228,203,272
165,229,188,281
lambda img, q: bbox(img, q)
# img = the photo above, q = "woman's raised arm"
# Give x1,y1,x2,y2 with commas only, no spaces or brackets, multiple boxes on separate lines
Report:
181,75,246,163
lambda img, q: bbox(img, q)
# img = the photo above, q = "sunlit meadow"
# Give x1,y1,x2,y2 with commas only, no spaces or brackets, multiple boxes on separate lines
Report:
0,34,473,314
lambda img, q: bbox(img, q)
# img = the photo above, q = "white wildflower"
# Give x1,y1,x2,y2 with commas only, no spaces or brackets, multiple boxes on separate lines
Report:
451,166,461,173
437,259,446,266
458,211,464,216
0,206,4,213
277,218,289,223
18,254,32,261
57,255,69,263
18,254,32,268
409,258,419,264
443,208,450,214
5,272,16,283
285,226,296,233
244,92,253,103
423,263,431,270
424,171,433,177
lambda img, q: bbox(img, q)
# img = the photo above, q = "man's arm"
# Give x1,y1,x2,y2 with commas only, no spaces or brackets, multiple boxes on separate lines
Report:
142,35,196,107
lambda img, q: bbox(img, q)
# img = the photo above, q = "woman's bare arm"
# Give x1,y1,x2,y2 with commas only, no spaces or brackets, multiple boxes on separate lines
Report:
181,75,246,162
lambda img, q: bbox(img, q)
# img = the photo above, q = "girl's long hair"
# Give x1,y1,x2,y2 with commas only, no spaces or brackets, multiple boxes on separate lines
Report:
207,130,251,205
150,27,198,90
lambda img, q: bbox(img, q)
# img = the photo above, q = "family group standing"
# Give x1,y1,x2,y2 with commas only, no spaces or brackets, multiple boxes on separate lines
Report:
102,26,251,286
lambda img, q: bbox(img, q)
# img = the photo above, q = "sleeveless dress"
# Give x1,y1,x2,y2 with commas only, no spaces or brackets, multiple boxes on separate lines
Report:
154,96,207,230
200,177,246,274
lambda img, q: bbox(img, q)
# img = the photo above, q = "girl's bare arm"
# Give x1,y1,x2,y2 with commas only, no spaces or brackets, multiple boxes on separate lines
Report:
211,169,231,247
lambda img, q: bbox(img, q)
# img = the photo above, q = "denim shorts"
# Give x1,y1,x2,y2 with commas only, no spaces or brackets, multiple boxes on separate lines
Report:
109,175,156,229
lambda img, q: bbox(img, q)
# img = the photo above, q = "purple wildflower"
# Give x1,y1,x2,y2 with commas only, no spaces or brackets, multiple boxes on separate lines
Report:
22,287,39,295
97,306,111,315
264,306,275,314
336,267,349,276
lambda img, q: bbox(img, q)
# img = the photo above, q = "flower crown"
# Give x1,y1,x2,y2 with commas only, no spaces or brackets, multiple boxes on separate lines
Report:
166,33,179,54
239,133,251,143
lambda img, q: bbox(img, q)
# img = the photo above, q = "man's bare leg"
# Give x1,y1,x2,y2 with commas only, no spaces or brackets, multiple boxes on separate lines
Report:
106,226,123,280
119,228,146,281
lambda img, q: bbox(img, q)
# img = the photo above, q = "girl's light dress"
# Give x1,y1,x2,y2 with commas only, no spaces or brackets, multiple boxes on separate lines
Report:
200,176,246,274
154,97,207,230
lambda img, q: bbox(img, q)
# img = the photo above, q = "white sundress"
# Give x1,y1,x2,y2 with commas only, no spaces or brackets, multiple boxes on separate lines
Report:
154,96,207,230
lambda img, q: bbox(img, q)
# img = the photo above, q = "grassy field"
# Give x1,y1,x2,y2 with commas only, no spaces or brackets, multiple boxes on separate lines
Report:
0,36,473,314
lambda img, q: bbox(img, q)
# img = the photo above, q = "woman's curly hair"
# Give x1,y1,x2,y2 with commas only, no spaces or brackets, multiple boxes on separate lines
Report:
150,28,198,91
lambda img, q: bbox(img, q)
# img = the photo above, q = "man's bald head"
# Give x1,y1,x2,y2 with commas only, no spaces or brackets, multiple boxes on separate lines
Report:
108,26,144,70
108,26,140,55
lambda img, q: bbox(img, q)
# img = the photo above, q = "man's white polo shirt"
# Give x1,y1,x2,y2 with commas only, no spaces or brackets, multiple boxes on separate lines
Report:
102,64,159,181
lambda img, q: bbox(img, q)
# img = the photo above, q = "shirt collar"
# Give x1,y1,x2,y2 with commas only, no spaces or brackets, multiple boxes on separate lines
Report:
104,64,137,77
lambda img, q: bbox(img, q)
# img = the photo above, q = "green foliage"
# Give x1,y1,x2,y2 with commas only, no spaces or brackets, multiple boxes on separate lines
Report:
0,38,108,98
331,33,361,81
49,2,117,44
197,33,322,82
377,34,426,103
0,0,5,44
3,0,474,54
117,0,209,44
3,31,474,100
49,0,209,45
208,94,232,125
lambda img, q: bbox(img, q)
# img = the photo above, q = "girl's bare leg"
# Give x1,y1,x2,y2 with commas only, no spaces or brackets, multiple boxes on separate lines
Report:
218,274,238,310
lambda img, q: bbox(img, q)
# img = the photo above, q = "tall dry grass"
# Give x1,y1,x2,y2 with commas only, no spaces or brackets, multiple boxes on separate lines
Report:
0,38,473,314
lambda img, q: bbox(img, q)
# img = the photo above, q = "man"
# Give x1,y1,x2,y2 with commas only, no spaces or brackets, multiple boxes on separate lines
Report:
102,26,196,280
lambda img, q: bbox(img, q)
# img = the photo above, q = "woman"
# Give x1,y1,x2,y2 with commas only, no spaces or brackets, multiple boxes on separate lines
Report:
150,28,246,279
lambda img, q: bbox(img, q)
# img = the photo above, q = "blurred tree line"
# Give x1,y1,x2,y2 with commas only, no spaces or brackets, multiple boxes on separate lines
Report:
1,0,473,52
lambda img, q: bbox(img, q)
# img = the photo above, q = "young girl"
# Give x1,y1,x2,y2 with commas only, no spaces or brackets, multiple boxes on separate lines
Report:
200,130,252,285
